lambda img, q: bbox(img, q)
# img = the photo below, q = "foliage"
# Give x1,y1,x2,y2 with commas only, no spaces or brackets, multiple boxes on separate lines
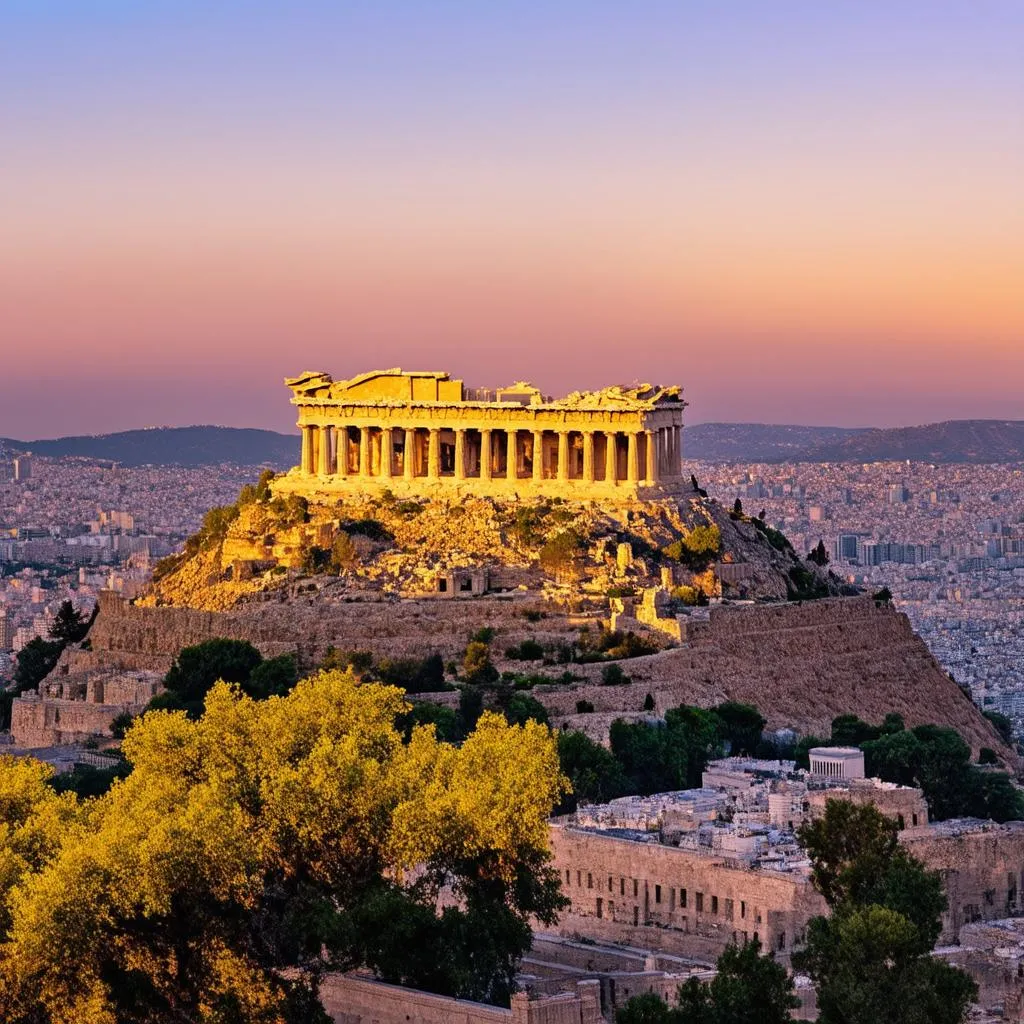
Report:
786,564,828,601
48,600,92,645
983,710,1014,745
750,516,792,552
399,702,461,744
110,711,135,739
506,639,545,661
463,642,499,686
471,627,497,645
0,673,569,1021
47,758,132,799
714,702,766,756
872,586,893,606
617,939,798,1024
376,653,447,694
575,700,595,714
556,731,627,813
863,723,1024,822
12,637,63,694
795,798,975,1024
153,638,297,719
601,664,631,686
663,524,721,571
539,529,585,576
807,540,830,566
502,694,549,728
510,502,550,547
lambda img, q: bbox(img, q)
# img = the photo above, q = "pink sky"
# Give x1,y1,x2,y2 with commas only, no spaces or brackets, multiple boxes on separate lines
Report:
2,3,1022,437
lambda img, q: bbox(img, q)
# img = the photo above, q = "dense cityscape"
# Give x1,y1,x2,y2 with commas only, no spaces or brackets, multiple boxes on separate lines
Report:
697,460,1024,735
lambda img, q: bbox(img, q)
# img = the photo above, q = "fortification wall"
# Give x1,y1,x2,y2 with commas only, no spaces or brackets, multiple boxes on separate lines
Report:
536,597,1007,759
904,822,1024,943
319,975,602,1024
548,825,826,962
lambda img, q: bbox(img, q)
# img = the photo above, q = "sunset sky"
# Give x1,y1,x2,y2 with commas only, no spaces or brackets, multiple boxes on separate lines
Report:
2,1,1022,437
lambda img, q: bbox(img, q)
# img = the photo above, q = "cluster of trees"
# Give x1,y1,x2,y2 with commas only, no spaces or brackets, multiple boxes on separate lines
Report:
663,524,722,571
557,702,766,811
615,799,976,1024
794,801,977,1023
0,670,569,1022
799,713,1024,822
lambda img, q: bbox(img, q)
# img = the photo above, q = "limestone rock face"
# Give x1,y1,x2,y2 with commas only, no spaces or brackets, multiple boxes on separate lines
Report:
145,488,833,612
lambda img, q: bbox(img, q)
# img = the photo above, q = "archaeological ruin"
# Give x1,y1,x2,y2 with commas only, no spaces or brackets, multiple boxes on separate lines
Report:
280,368,686,497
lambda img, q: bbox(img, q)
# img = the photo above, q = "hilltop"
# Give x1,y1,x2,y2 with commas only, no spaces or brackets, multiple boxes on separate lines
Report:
688,419,1024,463
0,425,296,468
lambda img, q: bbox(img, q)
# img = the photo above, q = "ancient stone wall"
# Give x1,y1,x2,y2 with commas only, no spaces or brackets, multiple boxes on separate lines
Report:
536,597,1009,759
904,822,1024,943
548,825,827,962
319,975,602,1024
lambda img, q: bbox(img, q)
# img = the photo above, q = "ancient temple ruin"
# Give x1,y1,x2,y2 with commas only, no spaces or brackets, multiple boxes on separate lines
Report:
282,368,686,497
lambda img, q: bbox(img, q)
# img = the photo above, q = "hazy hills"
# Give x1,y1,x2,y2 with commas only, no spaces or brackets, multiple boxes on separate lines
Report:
3,419,1024,468
688,419,1024,463
0,426,297,469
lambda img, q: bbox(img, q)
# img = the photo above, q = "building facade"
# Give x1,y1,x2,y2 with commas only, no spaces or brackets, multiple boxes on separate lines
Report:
281,368,686,498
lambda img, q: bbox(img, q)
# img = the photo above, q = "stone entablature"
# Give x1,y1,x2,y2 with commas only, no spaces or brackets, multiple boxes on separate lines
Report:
283,368,686,497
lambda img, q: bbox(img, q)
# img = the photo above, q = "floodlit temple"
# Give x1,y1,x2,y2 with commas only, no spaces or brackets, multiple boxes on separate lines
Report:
282,368,686,497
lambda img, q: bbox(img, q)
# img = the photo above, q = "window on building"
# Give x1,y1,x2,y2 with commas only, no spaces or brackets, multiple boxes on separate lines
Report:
633,879,639,898
596,898,603,919
740,900,746,919
655,885,662,904
680,888,687,909
724,898,734,921
587,873,593,890
670,888,675,912
621,878,626,896
577,871,582,887
565,869,571,885
778,932,786,951
633,907,639,926
912,814,918,827
711,895,718,915
696,892,704,912
608,875,613,893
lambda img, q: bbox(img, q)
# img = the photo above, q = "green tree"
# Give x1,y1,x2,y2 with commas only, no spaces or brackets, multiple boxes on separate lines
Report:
830,714,880,746
557,730,627,811
617,939,798,1024
155,638,265,718
983,710,1014,746
502,694,549,728
795,798,975,1024
807,540,830,567
48,601,91,645
12,636,63,694
712,702,766,756
463,641,499,686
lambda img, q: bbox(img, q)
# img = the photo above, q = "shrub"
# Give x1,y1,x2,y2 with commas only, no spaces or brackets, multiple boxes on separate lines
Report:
471,627,496,645
506,639,545,661
576,700,595,714
600,664,630,686
539,529,585,576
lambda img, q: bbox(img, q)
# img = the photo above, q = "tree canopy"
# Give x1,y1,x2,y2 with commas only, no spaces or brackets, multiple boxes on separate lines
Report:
0,670,568,1023
794,799,975,1024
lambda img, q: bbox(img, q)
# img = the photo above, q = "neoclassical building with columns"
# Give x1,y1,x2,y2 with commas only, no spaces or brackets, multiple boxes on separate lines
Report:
281,368,686,498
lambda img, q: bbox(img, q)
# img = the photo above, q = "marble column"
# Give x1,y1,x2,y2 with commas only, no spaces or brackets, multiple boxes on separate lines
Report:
506,430,518,479
318,425,332,476
532,430,544,482
403,428,416,479
301,425,314,475
645,430,658,484
428,428,441,480
359,427,371,477
605,431,618,483
454,429,467,480
557,431,570,481
673,425,682,475
380,427,393,478
336,427,349,477
582,431,595,483
480,429,493,481
627,432,640,482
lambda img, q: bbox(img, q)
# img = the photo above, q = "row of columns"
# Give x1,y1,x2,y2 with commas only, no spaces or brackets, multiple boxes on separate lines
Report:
301,424,682,484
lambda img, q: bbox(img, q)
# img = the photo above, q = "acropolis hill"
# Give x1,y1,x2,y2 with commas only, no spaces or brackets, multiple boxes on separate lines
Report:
11,366,1013,765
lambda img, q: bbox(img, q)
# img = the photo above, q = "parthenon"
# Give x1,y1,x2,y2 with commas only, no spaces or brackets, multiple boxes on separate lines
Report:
282,368,686,498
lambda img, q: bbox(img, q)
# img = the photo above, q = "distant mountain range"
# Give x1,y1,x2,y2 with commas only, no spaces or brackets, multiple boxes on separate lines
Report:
0,426,297,469
688,420,1024,463
3,418,1024,468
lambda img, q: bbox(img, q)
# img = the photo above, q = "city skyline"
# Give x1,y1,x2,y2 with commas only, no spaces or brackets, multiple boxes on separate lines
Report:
2,1,1022,436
